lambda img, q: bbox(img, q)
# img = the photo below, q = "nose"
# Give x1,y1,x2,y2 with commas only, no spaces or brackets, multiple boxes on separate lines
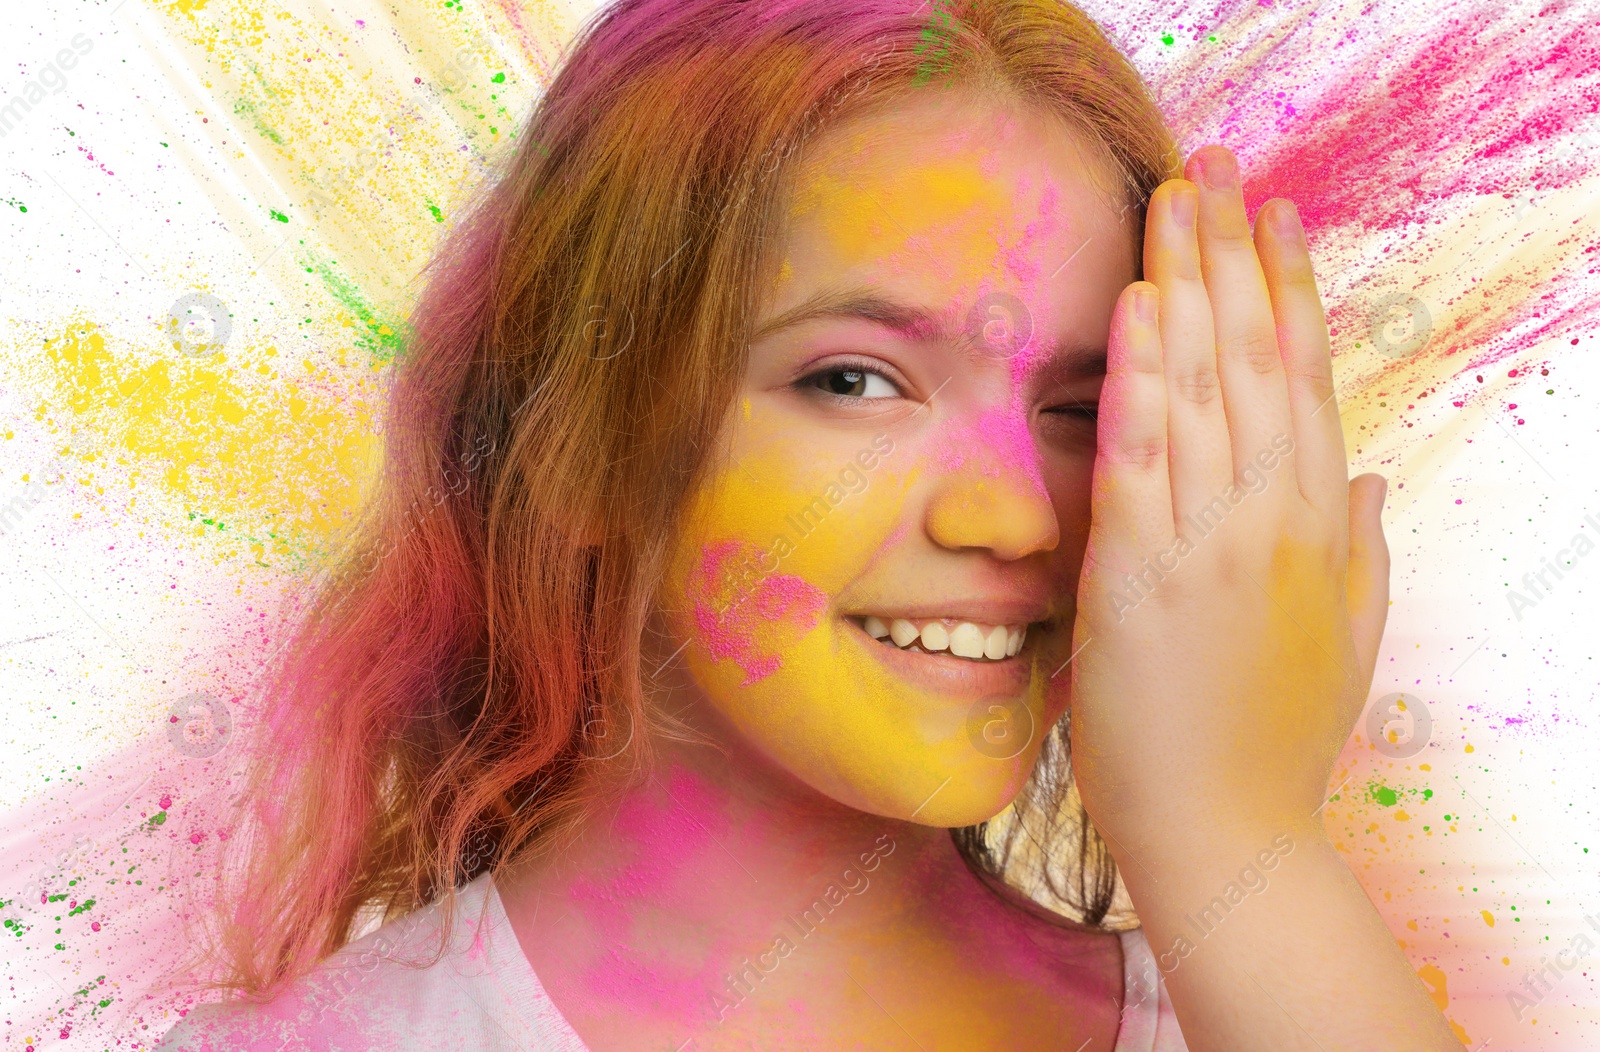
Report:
924,418,1060,561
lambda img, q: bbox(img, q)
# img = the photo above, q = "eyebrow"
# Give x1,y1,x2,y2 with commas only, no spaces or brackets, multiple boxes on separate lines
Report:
750,286,1106,378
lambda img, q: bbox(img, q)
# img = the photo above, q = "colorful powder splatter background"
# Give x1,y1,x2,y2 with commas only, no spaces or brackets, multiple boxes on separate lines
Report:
0,0,1596,1047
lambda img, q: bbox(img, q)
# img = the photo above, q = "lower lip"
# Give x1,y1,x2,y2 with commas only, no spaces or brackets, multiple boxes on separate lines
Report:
847,618,1035,696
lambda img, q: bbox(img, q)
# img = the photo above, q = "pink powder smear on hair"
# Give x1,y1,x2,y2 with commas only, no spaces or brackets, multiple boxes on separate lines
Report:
688,540,827,684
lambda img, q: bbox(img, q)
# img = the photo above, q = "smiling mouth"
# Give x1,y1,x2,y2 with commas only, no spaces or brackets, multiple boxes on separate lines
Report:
851,615,1033,662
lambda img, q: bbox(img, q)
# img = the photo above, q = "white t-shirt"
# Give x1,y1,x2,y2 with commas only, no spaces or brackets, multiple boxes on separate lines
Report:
155,872,1187,1050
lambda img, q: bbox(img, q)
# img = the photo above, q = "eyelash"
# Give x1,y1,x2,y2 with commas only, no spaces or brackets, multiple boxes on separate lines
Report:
794,356,905,401
1047,402,1099,420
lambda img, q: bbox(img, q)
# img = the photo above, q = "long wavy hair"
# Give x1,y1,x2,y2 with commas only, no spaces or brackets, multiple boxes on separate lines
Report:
210,0,1179,996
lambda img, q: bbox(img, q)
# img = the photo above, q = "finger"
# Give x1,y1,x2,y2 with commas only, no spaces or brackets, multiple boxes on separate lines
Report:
1254,198,1347,510
1346,473,1390,686
1184,146,1295,486
1089,282,1175,575
1143,179,1233,524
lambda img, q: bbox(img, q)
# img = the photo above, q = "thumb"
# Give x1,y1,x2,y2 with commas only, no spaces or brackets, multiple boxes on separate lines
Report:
1346,473,1391,685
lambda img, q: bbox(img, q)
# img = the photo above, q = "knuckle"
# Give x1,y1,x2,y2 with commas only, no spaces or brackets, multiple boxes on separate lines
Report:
1108,436,1167,470
1170,250,1203,281
1228,330,1282,375
1279,262,1320,292
1290,369,1335,406
1205,223,1256,249
1173,363,1221,406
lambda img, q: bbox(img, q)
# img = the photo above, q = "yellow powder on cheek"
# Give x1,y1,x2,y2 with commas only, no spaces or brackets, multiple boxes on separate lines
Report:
663,430,913,693
665,436,1047,820
700,604,1044,822
664,436,916,638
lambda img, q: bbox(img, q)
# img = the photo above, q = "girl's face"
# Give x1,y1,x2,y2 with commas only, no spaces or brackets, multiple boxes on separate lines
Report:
658,89,1137,826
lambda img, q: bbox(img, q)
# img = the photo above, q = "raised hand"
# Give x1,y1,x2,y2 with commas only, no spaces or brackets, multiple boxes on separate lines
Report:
1067,145,1457,1050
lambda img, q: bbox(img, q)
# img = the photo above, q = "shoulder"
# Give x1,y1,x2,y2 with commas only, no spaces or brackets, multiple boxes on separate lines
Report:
153,875,540,1052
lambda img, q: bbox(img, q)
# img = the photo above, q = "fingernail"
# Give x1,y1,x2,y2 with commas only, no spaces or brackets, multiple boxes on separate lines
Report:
1134,285,1158,323
1171,187,1197,228
1201,150,1237,191
1269,200,1303,242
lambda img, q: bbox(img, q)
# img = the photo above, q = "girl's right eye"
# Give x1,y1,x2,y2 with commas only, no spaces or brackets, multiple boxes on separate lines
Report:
802,365,901,400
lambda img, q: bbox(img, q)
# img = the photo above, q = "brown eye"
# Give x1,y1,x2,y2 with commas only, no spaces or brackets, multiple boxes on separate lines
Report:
808,367,898,399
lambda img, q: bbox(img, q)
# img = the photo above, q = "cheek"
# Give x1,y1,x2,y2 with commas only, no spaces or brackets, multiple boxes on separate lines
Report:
661,437,918,686
678,539,829,686
658,433,1064,820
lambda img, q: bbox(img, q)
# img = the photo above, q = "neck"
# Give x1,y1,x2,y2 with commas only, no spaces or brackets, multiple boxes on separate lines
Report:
493,684,1127,1046
503,704,957,914
494,688,970,1020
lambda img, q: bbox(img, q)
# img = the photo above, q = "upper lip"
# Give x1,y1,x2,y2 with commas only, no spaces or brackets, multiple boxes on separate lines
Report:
840,599,1054,626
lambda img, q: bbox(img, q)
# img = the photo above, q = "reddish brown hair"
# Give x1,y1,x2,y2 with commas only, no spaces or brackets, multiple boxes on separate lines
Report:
209,0,1178,995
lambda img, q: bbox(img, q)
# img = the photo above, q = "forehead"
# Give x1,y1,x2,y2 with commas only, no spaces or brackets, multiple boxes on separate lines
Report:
762,87,1134,328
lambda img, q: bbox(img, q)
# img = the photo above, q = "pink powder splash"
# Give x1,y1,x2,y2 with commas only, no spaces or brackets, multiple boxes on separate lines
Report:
687,540,828,685
926,398,1050,497
1126,0,1600,375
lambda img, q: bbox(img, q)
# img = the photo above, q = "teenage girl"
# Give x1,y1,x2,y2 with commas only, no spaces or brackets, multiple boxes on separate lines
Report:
157,1,1460,1048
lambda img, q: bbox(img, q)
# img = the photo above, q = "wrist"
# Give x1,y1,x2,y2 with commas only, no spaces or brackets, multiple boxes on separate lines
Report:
1113,822,1335,913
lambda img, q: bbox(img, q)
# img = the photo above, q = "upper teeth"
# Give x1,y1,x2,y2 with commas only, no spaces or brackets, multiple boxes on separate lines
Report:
861,616,1027,660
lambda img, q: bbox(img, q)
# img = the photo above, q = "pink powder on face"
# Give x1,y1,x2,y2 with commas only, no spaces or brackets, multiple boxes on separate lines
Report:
995,174,1068,292
1037,180,1060,219
926,399,1050,497
686,540,828,685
